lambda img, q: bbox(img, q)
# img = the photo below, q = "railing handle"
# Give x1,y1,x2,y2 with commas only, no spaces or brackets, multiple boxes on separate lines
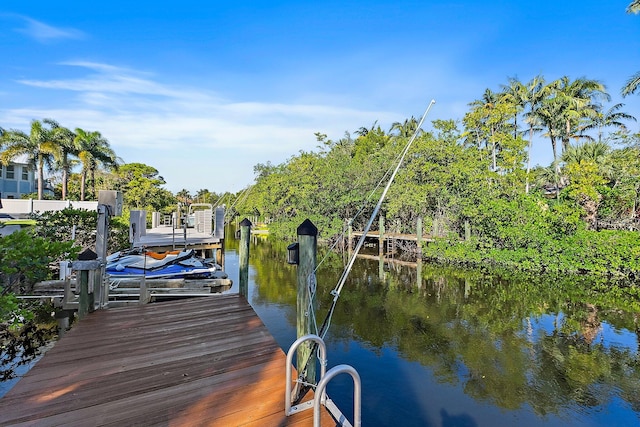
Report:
285,334,327,416
314,364,361,427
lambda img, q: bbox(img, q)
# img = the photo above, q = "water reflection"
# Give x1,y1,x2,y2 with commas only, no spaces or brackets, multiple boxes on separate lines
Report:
226,230,640,426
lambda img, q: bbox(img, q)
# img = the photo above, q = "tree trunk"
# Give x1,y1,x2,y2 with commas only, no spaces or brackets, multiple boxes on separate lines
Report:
62,154,68,200
563,118,571,154
525,125,533,194
80,169,87,201
37,155,44,200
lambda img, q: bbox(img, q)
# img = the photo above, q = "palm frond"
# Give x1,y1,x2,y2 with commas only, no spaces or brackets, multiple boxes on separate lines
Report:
622,71,640,97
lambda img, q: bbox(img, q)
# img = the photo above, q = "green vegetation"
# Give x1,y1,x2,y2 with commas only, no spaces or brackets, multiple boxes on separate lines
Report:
245,236,640,415
235,76,640,278
0,209,131,380
1,0,639,389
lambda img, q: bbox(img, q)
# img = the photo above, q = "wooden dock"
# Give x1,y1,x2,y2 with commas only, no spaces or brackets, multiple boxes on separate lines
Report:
0,295,336,426
351,230,434,243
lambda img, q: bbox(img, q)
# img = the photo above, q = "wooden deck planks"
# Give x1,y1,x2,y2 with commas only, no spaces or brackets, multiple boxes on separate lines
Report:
0,295,337,426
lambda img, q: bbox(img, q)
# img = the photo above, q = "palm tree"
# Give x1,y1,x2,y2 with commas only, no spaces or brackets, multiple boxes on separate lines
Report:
554,76,609,153
74,128,119,201
176,189,192,205
532,95,563,164
500,77,527,139
562,140,611,167
582,103,636,142
518,75,549,192
622,3,639,95
390,117,421,139
467,88,503,171
534,77,608,165
0,119,59,199
622,71,640,97
45,120,78,200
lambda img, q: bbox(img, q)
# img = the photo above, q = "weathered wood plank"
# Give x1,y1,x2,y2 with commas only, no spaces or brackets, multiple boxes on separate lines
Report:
0,295,336,426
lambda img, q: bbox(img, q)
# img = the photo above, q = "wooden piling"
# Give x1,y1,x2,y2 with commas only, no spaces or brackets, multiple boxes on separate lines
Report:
378,215,385,258
72,258,101,320
239,218,252,299
78,270,90,319
296,219,318,386
417,216,423,249
347,218,353,258
95,204,110,308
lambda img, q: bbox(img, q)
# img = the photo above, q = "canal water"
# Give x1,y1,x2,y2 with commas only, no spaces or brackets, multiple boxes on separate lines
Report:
224,229,640,427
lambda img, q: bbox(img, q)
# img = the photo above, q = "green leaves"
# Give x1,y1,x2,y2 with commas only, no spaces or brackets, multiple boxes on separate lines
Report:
0,229,76,294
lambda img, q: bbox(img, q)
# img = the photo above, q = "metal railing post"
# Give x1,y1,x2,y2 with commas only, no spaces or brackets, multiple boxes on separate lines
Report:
314,364,361,427
285,334,327,416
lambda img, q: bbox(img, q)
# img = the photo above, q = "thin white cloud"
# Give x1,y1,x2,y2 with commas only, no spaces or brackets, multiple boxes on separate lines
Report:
14,16,85,43
18,61,195,99
2,61,400,192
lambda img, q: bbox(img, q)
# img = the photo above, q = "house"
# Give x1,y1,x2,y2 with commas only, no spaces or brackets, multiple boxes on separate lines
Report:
0,157,55,199
0,159,35,199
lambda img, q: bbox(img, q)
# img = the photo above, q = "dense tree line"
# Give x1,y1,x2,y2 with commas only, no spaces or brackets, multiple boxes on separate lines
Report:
236,74,640,277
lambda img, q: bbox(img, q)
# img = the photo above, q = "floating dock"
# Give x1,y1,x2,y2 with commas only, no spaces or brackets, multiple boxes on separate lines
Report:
0,295,336,426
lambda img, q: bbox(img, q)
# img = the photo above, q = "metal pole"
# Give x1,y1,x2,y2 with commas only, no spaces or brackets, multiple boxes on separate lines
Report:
332,100,435,300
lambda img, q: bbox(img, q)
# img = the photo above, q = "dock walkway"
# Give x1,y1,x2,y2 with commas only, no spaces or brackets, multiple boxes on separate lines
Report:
0,295,335,426
352,230,434,243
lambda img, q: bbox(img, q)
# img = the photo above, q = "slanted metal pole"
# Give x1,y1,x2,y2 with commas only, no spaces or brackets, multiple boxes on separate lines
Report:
296,219,318,389
239,218,252,298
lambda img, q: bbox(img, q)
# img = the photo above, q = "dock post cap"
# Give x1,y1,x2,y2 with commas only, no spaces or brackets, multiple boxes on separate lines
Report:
297,219,318,236
78,248,98,260
239,218,252,227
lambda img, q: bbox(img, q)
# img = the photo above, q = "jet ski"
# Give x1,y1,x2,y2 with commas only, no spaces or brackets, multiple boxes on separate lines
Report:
106,248,218,279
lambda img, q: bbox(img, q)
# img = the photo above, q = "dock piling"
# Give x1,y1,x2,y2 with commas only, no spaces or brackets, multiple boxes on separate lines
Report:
296,219,318,389
239,218,252,298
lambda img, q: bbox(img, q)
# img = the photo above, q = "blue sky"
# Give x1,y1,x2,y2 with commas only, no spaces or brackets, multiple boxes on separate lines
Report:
1,1,639,194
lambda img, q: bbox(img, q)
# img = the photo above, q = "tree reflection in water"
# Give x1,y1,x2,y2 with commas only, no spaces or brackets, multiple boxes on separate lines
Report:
227,232,640,426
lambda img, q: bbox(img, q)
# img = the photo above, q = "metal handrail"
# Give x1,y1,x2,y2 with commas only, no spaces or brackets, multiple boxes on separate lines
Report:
314,364,361,427
285,334,327,416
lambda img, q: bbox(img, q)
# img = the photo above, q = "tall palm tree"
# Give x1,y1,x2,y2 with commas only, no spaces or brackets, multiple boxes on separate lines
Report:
0,119,59,200
74,128,119,201
582,103,636,142
533,95,563,164
467,88,503,171
519,76,549,193
554,76,609,154
500,77,527,139
534,77,608,165
45,120,78,200
622,3,639,96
